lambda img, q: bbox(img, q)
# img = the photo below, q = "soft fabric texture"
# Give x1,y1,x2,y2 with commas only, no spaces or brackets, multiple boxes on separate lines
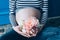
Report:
1,25,60,40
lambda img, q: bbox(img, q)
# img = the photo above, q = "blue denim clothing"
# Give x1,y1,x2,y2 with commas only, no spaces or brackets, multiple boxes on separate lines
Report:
1,26,60,40
0,27,42,40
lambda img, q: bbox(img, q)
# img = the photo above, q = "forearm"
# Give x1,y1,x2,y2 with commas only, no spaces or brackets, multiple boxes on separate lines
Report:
9,15,17,26
9,0,17,26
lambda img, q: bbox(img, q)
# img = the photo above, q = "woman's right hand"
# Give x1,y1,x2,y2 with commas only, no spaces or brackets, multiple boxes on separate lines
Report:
13,26,36,38
13,26,38,38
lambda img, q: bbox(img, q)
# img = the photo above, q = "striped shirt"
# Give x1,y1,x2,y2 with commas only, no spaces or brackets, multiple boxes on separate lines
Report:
9,0,48,27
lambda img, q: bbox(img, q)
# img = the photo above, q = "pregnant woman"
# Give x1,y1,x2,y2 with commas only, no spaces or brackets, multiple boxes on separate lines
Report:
0,0,48,40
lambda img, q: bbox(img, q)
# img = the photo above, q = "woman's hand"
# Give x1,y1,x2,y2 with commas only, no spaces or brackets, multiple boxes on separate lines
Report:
13,26,39,38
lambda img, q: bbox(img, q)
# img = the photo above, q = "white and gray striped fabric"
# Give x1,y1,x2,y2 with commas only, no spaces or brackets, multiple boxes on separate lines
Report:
9,0,48,27
9,0,42,14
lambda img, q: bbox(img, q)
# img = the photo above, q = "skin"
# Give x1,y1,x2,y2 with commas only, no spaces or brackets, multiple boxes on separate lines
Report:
13,7,41,38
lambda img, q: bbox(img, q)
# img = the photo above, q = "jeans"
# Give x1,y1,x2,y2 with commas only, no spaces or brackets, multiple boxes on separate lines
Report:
0,28,42,40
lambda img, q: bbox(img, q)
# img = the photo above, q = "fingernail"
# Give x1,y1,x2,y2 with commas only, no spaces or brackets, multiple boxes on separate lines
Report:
33,34,36,36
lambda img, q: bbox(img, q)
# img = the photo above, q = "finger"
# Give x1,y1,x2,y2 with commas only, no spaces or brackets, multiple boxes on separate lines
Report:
31,29,35,33
19,31,32,38
19,32,30,37
32,34,36,36
30,29,36,34
13,26,32,38
30,29,38,37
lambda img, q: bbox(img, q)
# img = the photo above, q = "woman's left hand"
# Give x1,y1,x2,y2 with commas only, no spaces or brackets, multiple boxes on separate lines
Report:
13,26,39,38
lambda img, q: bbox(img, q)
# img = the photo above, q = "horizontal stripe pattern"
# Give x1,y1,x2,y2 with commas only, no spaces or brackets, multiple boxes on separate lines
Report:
9,0,43,14
16,0,41,9
41,0,48,24
9,0,16,14
9,0,48,26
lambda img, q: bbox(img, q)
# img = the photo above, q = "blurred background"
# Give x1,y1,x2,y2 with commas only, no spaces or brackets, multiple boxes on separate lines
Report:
0,0,60,40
